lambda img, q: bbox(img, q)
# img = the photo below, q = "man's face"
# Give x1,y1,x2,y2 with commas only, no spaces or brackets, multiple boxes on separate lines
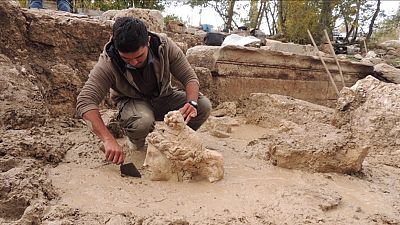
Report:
119,45,148,69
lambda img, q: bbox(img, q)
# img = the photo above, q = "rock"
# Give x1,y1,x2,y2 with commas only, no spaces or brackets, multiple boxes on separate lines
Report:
165,31,204,49
25,9,112,50
365,51,377,58
175,41,188,54
262,39,316,56
374,63,400,84
239,92,369,173
186,46,220,70
104,8,164,33
347,45,361,55
268,122,369,173
143,111,224,182
194,29,207,38
361,51,382,65
200,115,240,138
193,67,213,98
378,40,400,50
361,57,383,65
211,102,237,117
387,49,400,57
354,54,363,60
332,75,400,167
185,27,197,35
166,20,186,34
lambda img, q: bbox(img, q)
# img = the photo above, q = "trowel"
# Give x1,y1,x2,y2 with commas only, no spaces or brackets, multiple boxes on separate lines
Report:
100,146,141,178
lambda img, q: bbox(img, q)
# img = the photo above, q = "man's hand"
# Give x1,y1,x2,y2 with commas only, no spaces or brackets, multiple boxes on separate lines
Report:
103,139,125,165
179,103,198,124
83,109,125,165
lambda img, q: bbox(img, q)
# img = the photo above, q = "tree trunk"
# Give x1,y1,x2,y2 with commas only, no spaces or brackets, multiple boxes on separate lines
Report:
318,0,334,40
249,0,258,28
319,0,334,33
366,0,381,41
267,0,278,35
226,0,236,30
277,0,286,35
265,6,272,35
345,0,361,43
256,0,267,29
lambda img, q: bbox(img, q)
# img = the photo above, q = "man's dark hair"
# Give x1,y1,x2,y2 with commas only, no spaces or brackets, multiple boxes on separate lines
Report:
112,17,148,53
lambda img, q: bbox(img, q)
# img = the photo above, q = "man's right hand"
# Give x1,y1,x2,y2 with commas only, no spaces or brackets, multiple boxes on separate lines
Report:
103,139,125,165
82,109,125,165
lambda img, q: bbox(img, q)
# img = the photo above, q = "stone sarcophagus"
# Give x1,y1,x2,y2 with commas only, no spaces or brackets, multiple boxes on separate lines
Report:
143,111,224,182
187,45,374,107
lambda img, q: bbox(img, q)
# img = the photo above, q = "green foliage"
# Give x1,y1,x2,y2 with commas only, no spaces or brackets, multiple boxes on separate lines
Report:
283,1,320,44
246,0,258,28
73,0,165,11
370,9,400,44
164,14,184,25
186,0,209,8
18,0,27,7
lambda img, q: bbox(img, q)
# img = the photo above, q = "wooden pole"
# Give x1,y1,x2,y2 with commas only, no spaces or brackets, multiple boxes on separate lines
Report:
363,38,368,54
323,29,345,89
307,29,340,96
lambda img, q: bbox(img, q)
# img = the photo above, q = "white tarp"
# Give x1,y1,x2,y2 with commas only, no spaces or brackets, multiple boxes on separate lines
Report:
221,34,260,47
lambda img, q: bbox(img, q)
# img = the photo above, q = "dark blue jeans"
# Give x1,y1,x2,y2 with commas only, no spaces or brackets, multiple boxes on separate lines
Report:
29,0,71,12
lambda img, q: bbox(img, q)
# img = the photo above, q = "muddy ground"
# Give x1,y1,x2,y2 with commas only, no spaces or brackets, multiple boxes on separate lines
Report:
1,83,399,224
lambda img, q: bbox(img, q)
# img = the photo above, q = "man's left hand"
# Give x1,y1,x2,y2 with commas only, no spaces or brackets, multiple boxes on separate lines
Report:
180,103,198,124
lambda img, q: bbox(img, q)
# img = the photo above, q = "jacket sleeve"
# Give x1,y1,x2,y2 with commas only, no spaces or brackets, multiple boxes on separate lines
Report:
76,54,115,118
166,37,199,86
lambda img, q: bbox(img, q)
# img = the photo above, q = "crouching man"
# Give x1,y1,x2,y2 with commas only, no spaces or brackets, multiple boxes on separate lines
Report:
76,17,211,164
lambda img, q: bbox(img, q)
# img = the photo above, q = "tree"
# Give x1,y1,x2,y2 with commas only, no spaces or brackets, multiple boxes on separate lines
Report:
264,0,279,35
72,0,165,11
370,6,400,43
278,0,320,44
366,0,381,41
246,0,267,30
187,0,238,30
277,0,287,36
247,0,258,28
317,0,337,42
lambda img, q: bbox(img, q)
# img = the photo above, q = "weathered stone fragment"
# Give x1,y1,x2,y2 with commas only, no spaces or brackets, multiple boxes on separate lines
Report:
332,75,400,167
262,39,316,56
102,8,164,32
200,115,239,138
166,20,186,34
240,93,368,173
268,122,368,173
374,63,400,84
143,111,224,182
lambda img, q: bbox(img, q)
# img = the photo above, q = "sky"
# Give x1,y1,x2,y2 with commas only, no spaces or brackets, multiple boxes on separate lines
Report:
162,1,400,33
